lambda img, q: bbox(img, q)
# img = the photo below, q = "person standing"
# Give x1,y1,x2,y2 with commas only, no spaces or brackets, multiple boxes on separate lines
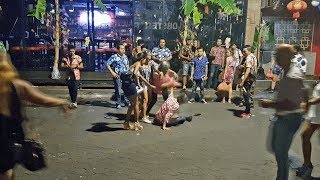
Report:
239,46,257,117
188,47,208,104
61,45,84,108
222,49,237,103
259,44,309,180
132,39,145,63
296,81,320,179
151,38,172,70
106,44,130,109
179,38,194,90
207,39,225,89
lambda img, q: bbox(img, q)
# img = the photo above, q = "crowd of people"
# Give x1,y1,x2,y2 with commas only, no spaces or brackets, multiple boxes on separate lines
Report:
1,36,320,180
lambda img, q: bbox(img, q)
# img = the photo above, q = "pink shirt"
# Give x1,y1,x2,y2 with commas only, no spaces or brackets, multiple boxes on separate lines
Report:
152,73,174,94
155,95,179,123
209,46,225,66
63,55,82,80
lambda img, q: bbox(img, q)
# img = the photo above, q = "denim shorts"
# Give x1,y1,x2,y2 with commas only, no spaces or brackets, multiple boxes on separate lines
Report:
182,63,191,76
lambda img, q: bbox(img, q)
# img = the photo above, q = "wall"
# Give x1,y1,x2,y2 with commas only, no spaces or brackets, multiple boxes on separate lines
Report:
245,0,261,45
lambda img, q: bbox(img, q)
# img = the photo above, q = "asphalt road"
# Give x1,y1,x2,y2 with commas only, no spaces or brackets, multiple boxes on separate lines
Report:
15,97,320,180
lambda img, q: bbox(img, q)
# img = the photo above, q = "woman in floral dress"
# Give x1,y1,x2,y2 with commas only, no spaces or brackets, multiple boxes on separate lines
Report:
223,49,238,103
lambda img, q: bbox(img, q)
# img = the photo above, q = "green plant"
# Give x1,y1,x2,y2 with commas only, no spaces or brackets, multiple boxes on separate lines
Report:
183,0,241,28
28,0,46,20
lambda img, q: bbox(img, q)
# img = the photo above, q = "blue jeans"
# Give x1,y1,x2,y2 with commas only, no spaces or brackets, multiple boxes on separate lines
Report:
207,64,221,89
271,113,303,180
113,78,129,106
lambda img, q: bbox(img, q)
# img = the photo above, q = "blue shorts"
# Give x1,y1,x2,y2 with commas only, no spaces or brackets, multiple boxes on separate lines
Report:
122,82,137,97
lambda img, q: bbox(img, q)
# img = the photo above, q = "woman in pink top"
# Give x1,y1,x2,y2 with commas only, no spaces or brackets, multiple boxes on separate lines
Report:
222,49,237,103
153,81,192,130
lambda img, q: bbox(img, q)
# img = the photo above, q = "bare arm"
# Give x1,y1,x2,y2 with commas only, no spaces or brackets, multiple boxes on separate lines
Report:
138,74,155,89
133,62,141,87
241,68,251,84
190,65,194,81
60,59,70,69
16,80,68,107
308,97,320,105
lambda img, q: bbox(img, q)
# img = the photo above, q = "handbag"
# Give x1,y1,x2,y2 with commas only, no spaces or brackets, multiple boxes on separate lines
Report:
9,83,47,171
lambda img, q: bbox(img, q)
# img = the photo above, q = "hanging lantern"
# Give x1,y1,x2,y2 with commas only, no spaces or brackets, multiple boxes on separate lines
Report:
287,0,307,23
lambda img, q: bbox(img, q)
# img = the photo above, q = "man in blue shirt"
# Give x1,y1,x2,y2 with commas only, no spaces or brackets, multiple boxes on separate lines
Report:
106,44,130,109
189,47,208,103
151,38,172,70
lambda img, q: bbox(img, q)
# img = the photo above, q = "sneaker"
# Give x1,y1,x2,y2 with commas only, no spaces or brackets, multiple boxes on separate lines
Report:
186,116,193,122
188,99,195,103
69,102,78,108
240,113,252,118
142,117,152,124
200,99,207,104
116,104,122,109
182,85,186,90
296,164,313,179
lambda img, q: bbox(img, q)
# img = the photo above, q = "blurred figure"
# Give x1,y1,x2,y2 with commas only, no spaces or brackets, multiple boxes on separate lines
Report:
296,81,320,179
231,43,243,91
259,44,309,180
132,39,145,63
223,49,237,103
269,57,283,93
0,52,69,180
207,39,225,89
179,38,194,90
61,45,84,108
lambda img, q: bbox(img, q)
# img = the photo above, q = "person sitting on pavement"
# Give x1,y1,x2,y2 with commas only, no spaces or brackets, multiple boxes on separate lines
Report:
153,80,192,130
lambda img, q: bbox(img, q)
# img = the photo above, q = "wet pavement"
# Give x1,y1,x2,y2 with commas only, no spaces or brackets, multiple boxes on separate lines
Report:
15,93,320,180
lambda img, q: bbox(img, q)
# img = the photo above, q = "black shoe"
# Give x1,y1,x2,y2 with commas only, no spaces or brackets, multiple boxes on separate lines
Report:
186,116,193,122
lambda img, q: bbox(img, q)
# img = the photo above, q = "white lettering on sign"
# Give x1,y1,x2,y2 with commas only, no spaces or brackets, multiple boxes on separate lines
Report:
149,22,180,30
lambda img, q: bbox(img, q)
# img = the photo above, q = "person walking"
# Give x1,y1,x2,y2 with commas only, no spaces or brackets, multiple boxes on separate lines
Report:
296,81,320,179
60,45,84,108
0,52,70,180
259,44,309,180
188,47,208,104
106,44,130,109
207,39,225,89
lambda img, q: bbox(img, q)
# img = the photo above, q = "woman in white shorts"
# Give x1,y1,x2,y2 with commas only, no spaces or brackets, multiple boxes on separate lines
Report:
296,82,320,179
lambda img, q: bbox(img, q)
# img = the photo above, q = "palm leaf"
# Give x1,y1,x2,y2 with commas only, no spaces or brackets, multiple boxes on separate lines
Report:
94,0,106,12
29,0,46,20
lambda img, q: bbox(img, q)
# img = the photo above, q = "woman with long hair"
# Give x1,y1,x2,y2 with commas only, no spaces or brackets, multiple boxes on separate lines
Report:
133,51,152,123
0,52,70,180
222,49,237,103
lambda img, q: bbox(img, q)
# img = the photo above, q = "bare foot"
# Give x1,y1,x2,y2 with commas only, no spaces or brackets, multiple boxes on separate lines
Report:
162,127,171,131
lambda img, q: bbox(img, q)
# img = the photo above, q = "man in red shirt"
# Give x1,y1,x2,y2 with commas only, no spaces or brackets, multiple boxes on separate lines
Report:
207,39,225,89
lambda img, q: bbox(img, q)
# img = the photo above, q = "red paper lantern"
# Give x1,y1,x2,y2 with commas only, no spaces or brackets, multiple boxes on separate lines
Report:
287,0,307,22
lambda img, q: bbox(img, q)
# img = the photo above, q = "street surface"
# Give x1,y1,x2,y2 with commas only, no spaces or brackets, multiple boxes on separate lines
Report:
15,89,320,180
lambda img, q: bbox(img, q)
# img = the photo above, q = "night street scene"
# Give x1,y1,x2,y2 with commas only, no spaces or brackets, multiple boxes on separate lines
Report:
1,0,320,179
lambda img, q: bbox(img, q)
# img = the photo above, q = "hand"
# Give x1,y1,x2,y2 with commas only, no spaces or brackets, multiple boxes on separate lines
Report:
190,77,193,81
203,76,208,81
239,81,244,87
150,85,156,90
162,126,171,131
70,64,78,69
111,72,119,79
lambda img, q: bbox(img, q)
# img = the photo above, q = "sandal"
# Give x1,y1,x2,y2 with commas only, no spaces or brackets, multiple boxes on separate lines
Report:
134,122,144,131
123,121,134,130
